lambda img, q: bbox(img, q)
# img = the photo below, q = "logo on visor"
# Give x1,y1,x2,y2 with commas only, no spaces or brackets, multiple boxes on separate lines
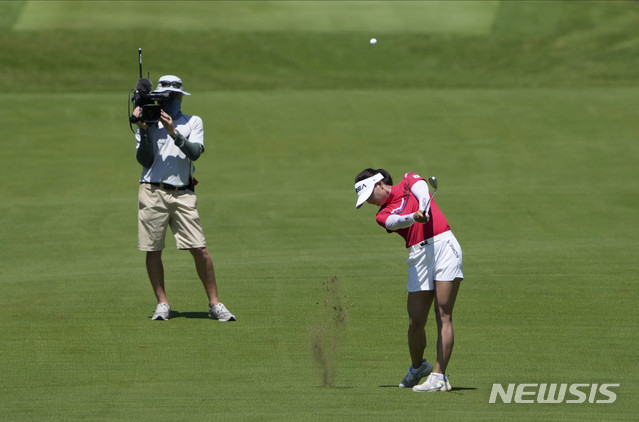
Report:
356,184,367,193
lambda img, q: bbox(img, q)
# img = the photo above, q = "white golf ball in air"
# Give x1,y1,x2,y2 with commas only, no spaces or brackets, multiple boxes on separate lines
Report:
370,38,377,45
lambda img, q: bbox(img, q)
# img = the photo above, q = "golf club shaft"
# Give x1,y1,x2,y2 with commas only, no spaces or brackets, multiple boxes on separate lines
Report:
424,189,437,216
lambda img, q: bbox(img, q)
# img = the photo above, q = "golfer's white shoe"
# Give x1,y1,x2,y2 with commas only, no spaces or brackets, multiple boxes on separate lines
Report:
399,359,433,388
152,303,171,321
209,303,236,322
412,373,451,392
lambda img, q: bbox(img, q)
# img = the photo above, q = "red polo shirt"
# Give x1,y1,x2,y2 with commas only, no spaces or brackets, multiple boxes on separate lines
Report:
375,172,450,248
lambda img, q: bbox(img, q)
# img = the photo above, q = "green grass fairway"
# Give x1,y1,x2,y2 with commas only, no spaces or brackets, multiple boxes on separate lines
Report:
1,1,638,421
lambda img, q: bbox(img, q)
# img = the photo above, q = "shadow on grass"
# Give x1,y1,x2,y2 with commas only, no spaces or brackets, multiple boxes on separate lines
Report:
449,387,477,392
379,385,477,392
170,310,210,319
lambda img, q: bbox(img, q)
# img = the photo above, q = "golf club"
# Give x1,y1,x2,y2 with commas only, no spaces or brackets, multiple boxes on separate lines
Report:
423,176,438,216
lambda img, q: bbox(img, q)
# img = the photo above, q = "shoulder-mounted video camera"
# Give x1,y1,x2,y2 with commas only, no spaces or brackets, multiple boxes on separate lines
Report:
128,49,168,132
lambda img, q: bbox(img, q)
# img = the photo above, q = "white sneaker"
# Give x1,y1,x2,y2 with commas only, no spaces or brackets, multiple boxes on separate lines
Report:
399,359,433,388
412,373,451,392
152,303,171,321
209,303,236,322
445,377,452,391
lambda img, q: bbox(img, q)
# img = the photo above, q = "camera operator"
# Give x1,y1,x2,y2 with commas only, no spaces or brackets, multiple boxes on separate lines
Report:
132,75,236,322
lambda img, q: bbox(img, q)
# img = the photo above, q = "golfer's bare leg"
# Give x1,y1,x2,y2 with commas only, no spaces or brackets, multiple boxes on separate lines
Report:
434,278,462,374
407,290,436,369
146,251,168,304
189,247,220,306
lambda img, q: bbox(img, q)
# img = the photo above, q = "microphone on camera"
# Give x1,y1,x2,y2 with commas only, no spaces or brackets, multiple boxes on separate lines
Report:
136,78,153,95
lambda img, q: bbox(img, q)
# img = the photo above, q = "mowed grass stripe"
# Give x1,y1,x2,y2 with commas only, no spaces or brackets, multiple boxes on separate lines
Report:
4,8,639,94
12,0,499,33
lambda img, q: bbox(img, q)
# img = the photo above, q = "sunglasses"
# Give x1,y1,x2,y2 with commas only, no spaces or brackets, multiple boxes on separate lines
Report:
159,81,182,89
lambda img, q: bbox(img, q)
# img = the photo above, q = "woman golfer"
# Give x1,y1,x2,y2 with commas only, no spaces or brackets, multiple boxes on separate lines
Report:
354,168,463,392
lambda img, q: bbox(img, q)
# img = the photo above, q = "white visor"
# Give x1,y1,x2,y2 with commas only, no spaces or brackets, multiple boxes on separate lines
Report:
354,173,384,209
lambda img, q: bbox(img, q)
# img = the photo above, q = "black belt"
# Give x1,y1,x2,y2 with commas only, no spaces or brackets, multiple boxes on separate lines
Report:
144,182,188,191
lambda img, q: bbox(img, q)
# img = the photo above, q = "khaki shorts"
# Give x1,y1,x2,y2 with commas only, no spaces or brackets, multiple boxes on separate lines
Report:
406,231,464,292
138,183,206,251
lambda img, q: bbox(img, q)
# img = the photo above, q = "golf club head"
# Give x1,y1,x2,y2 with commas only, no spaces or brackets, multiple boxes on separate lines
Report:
428,176,438,190
423,176,438,215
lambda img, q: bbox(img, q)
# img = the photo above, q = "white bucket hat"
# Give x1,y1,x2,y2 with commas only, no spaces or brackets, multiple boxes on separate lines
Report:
354,173,384,209
153,75,191,96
